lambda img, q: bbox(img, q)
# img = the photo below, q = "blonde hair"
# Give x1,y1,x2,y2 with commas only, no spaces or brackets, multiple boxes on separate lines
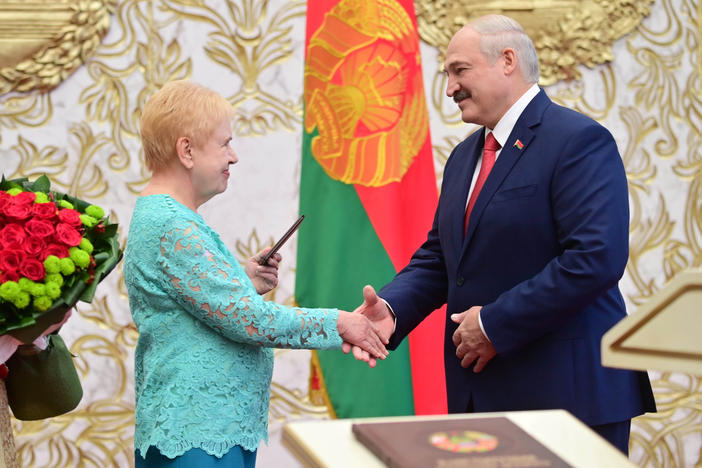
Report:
140,80,235,171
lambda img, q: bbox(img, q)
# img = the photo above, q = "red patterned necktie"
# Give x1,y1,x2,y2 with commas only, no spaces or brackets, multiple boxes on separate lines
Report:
464,132,501,235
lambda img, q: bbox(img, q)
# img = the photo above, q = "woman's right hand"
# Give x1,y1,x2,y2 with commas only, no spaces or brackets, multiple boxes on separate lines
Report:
336,311,389,363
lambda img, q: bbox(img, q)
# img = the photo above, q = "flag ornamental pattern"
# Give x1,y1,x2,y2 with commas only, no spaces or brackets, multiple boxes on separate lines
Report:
297,0,448,418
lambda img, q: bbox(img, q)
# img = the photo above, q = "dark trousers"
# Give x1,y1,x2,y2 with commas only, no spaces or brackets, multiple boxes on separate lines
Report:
591,420,631,456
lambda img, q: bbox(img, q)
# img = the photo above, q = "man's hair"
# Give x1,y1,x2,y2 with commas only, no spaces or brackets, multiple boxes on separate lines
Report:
139,80,235,171
468,14,540,83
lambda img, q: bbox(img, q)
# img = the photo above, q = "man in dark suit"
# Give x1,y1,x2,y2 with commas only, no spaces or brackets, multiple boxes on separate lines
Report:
346,14,656,454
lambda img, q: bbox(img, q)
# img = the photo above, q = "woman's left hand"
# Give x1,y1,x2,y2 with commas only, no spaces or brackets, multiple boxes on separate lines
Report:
245,248,281,294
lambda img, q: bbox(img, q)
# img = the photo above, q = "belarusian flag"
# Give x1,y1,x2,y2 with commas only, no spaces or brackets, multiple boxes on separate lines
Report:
296,0,446,417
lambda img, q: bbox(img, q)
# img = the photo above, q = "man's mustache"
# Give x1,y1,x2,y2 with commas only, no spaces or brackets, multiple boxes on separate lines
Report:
453,90,471,103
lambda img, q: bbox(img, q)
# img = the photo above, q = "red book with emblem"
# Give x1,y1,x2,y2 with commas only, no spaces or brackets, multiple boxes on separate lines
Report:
352,416,571,468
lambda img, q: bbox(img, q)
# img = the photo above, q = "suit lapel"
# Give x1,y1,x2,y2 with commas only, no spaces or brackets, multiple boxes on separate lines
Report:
460,90,551,258
447,131,483,252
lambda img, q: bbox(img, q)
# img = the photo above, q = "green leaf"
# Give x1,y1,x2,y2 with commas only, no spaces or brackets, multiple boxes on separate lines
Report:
31,174,51,193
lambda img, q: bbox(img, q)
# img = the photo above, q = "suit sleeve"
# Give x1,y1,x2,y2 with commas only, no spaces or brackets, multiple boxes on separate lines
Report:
378,149,459,349
481,122,629,354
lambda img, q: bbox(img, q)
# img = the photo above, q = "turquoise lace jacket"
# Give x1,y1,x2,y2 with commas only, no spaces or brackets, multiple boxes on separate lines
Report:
124,195,342,459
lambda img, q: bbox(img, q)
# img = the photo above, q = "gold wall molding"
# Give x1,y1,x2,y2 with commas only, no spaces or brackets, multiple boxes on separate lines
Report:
414,0,655,85
0,0,116,94
160,0,306,137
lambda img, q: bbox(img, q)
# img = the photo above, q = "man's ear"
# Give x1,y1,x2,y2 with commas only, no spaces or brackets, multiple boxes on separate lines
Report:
176,136,194,169
502,48,517,75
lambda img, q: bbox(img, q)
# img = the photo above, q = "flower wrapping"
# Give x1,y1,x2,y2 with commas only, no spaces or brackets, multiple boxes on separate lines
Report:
0,174,123,344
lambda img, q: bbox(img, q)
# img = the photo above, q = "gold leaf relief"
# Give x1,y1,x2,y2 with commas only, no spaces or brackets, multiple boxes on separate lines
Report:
59,123,111,200
634,0,685,47
682,176,702,264
627,44,683,157
662,239,694,280
619,107,658,185
546,67,617,121
161,0,305,136
0,0,117,94
632,373,702,467
5,135,68,181
269,381,330,424
0,93,53,147
414,0,655,86
683,70,702,139
626,193,675,306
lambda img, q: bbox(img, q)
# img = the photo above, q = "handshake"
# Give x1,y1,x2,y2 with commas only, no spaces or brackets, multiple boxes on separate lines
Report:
335,285,498,372
336,285,394,368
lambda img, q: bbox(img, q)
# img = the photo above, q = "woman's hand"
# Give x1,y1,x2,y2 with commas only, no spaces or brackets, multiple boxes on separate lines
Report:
336,311,389,366
245,248,281,295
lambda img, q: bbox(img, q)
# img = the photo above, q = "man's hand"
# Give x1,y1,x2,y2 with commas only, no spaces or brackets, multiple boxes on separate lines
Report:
341,285,395,367
337,310,389,363
245,248,281,295
451,306,496,373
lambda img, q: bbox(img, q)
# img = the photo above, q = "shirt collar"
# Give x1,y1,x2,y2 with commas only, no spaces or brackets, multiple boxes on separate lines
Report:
486,83,540,148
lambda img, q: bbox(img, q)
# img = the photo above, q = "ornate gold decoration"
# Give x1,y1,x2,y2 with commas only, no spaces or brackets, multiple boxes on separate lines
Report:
0,0,116,94
160,0,306,137
304,0,429,186
414,0,655,86
632,373,702,467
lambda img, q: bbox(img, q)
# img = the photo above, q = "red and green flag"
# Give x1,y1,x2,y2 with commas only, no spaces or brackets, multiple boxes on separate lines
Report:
296,0,447,417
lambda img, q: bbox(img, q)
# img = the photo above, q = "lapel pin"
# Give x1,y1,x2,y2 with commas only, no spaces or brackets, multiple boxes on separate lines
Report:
514,139,524,150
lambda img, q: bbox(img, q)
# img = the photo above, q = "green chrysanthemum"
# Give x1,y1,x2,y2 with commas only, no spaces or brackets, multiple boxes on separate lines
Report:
13,291,30,309
59,257,75,275
44,273,64,287
80,214,99,228
79,238,94,254
34,192,50,204
44,256,62,274
45,282,61,300
33,296,52,311
85,205,105,219
0,281,20,302
69,247,91,269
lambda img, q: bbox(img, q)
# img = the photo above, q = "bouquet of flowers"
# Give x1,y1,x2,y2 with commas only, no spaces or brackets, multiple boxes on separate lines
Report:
0,174,122,420
0,174,122,343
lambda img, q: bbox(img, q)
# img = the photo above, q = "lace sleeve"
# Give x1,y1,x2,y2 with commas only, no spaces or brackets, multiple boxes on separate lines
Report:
157,220,341,349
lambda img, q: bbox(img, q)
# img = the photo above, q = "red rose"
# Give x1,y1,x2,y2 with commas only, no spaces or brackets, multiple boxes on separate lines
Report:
0,270,20,283
23,235,46,257
58,208,82,227
3,201,32,221
0,192,10,211
0,249,25,271
0,224,27,248
32,203,58,220
24,219,55,238
54,223,83,246
12,191,36,205
40,243,69,260
19,257,45,281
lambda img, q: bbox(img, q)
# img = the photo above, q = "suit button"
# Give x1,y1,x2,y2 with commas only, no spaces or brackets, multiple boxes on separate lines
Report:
456,277,465,286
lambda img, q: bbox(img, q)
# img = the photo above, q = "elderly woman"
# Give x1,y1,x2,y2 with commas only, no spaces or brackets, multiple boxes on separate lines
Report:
124,80,387,468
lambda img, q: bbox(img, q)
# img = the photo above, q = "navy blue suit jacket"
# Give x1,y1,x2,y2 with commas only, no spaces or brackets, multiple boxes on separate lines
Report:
380,90,655,425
